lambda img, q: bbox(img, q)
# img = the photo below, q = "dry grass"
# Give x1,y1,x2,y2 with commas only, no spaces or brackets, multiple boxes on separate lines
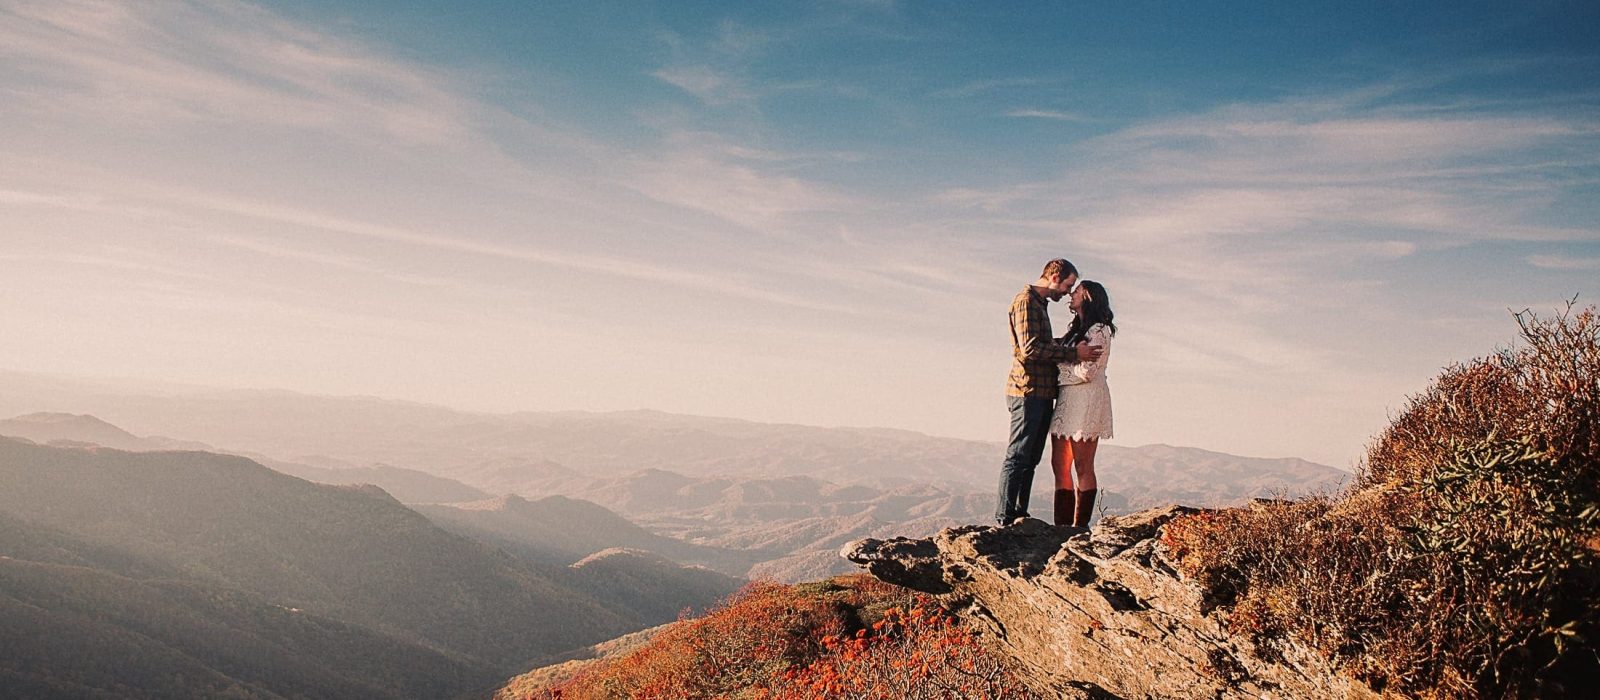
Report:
1163,304,1600,699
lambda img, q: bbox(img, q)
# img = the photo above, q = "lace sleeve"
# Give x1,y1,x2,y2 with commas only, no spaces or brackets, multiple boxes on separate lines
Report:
1067,325,1111,383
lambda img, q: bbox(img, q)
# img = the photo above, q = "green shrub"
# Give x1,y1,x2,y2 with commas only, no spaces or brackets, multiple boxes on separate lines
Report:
1393,436,1599,696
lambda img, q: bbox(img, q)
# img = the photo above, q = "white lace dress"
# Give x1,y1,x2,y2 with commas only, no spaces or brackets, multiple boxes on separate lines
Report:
1049,323,1113,441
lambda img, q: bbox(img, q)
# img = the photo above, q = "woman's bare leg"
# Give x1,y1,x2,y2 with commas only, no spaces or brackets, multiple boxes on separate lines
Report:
1071,438,1098,491
1050,434,1074,526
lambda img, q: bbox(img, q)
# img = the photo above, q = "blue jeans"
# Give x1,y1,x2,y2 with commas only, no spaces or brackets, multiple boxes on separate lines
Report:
996,395,1054,523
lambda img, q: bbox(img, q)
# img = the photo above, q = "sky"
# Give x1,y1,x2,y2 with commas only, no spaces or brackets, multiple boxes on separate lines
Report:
2,0,1597,468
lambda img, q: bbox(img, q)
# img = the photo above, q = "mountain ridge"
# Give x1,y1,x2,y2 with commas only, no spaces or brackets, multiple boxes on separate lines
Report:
2,407,1347,586
0,438,743,698
0,373,1348,483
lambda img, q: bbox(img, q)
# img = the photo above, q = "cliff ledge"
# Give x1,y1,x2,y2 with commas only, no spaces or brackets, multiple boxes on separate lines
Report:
842,506,1379,700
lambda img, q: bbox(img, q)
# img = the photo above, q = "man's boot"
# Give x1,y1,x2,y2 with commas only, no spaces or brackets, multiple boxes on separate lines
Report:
1053,489,1074,527
1073,488,1098,529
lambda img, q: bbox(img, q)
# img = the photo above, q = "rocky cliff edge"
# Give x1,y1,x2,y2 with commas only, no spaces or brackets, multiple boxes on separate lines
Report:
842,506,1379,700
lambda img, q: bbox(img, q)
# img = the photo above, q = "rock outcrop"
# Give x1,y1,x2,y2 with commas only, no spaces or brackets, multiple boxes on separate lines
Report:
842,506,1379,700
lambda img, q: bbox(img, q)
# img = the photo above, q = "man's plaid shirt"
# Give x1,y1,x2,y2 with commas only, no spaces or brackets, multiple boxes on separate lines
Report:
1007,286,1077,398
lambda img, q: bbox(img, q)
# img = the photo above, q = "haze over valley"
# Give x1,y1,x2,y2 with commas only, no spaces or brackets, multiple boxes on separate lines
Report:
0,373,1350,694
2,371,1348,586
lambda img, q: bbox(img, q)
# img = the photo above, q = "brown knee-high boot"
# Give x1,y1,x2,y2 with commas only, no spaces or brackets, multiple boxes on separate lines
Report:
1073,489,1098,529
1054,489,1074,527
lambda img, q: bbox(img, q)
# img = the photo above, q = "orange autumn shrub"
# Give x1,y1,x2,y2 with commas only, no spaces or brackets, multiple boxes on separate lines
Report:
520,574,1035,700
757,603,1033,700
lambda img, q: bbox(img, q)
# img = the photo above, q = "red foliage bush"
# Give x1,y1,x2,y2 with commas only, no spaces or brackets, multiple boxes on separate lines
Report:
756,602,1030,700
518,574,1035,700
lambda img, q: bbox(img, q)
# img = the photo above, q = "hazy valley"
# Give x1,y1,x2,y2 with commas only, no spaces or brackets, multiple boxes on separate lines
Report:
1,375,1350,697
1,373,1348,584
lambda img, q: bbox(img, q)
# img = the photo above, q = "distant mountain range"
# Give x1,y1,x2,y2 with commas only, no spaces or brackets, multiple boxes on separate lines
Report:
516,469,1133,582
414,494,766,575
0,373,1359,695
0,411,184,451
2,378,1350,585
1,404,1348,582
0,437,741,698
0,375,1350,501
0,412,491,505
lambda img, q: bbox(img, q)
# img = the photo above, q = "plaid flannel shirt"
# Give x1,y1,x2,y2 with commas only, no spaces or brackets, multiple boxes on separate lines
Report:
1006,286,1077,398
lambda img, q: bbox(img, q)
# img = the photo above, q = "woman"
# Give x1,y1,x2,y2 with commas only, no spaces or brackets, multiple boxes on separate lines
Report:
1049,280,1115,531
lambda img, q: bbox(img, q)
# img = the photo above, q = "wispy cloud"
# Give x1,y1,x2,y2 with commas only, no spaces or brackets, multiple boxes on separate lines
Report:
931,77,1053,99
616,131,860,231
176,190,863,314
0,1,875,315
652,64,752,105
200,233,476,291
1529,254,1600,270
1006,108,1093,122
928,87,1600,393
0,0,472,144
651,19,772,106
0,252,217,284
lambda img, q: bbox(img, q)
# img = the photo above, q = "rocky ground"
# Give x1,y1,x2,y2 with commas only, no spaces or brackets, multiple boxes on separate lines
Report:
843,506,1379,700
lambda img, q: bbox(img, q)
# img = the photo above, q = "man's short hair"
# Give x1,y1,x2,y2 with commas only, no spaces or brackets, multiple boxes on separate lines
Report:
1042,258,1077,281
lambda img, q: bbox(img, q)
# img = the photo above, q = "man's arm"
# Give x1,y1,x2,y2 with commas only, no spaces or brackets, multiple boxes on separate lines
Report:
1061,335,1103,363
1066,327,1110,382
1013,299,1075,363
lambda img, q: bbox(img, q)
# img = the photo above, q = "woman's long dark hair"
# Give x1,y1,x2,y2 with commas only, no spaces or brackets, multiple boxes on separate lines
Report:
1064,280,1116,347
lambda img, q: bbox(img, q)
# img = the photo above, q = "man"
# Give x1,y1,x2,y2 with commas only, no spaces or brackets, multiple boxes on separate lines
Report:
996,258,1101,525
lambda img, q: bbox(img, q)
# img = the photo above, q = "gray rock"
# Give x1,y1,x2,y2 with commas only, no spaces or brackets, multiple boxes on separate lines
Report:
843,506,1380,700
840,535,950,593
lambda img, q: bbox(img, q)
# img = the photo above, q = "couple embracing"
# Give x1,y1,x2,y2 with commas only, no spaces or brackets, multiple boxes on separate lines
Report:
996,258,1117,532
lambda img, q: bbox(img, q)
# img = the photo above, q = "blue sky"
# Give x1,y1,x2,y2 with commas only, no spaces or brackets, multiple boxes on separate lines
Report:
2,0,1597,467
